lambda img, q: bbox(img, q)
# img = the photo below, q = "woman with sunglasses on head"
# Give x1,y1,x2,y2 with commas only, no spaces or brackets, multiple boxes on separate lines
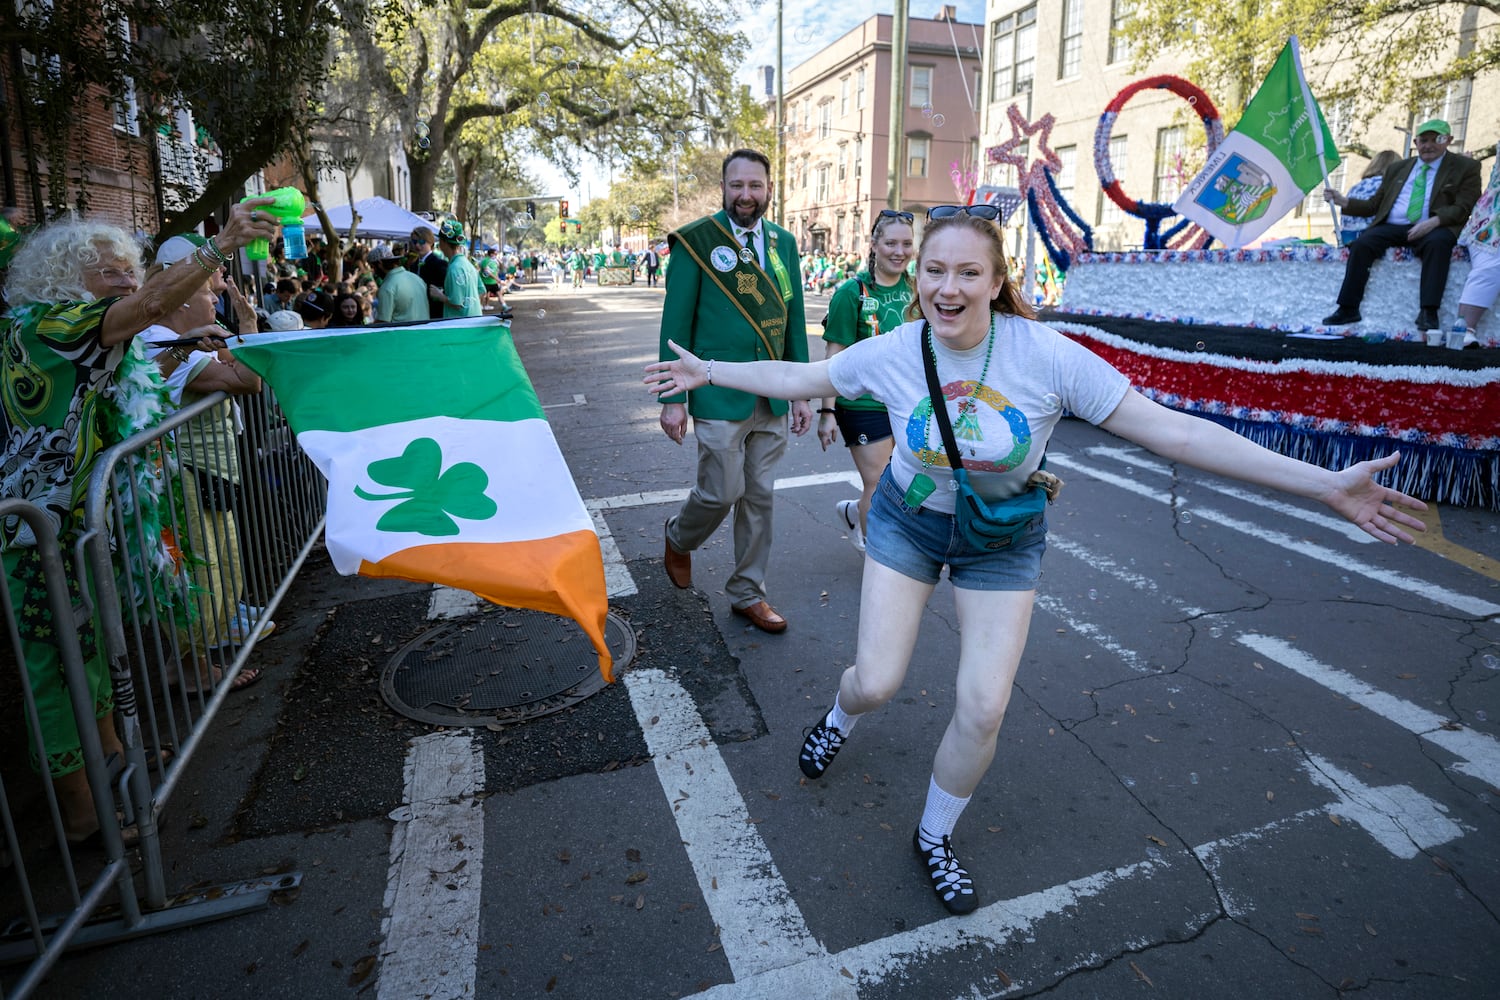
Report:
647,204,1428,915
820,209,915,553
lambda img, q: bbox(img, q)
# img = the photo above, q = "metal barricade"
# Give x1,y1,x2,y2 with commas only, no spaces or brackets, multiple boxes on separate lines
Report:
0,384,324,998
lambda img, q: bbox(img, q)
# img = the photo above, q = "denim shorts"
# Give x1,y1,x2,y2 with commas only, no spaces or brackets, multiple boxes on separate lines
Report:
865,467,1047,591
833,407,894,448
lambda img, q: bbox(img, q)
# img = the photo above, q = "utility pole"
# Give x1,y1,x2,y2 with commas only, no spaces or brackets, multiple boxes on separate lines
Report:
886,0,909,210
775,0,786,226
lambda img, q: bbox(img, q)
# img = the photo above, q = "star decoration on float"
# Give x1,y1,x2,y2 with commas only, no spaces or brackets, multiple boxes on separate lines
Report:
986,104,1063,195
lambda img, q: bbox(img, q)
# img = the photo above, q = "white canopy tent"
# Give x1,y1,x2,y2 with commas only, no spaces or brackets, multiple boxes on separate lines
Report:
299,196,431,239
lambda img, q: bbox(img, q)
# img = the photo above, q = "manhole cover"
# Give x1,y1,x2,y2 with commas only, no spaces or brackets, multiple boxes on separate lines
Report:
380,608,636,727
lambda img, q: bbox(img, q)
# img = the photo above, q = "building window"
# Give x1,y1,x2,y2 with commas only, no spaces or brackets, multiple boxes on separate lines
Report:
801,100,810,134
854,137,863,179
801,154,810,189
840,76,850,117
819,100,833,139
911,66,933,108
1056,145,1077,196
989,5,1037,103
1059,0,1083,79
837,142,848,182
1153,126,1186,202
816,164,831,202
907,136,930,178
835,213,845,251
1415,78,1472,148
856,67,866,109
110,16,139,135
1109,0,1134,65
1098,135,1127,225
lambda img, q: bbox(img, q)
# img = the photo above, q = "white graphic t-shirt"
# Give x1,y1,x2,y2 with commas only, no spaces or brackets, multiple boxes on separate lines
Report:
828,315,1130,514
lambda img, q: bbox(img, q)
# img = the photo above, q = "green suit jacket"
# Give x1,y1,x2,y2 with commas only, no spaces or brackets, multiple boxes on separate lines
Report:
657,211,807,419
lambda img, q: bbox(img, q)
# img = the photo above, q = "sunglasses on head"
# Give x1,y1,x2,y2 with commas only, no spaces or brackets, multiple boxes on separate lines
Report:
871,209,913,234
926,204,1001,222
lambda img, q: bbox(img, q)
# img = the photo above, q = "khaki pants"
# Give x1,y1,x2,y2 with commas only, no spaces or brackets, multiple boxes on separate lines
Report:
667,398,788,608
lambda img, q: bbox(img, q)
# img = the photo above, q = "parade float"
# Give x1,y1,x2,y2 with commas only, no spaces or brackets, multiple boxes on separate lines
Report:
986,74,1499,510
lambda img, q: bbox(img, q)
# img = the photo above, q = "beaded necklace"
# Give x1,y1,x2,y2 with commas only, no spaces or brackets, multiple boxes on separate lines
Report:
929,313,995,445
903,315,996,508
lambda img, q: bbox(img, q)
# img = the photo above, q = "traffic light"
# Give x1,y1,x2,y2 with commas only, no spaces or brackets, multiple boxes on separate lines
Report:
560,199,569,218
526,200,536,218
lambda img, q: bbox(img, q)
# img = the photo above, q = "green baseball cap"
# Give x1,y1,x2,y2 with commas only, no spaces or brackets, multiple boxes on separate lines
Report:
1414,119,1451,137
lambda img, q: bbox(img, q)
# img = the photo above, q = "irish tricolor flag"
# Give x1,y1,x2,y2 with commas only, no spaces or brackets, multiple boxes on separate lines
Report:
230,318,613,678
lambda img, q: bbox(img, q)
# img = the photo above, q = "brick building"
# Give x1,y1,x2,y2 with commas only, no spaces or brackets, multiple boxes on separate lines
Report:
780,7,986,255
1,17,164,235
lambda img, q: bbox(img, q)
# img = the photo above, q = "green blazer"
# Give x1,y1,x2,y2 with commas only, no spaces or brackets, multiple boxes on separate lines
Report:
657,211,808,420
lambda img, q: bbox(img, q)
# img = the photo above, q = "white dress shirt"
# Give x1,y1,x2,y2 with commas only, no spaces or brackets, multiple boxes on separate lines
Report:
1386,153,1445,225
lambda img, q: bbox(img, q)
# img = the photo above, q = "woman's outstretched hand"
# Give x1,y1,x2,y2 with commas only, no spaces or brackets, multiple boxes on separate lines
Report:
1322,452,1429,544
644,339,708,398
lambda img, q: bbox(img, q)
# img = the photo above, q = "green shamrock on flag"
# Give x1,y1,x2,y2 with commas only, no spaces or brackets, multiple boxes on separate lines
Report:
354,438,498,536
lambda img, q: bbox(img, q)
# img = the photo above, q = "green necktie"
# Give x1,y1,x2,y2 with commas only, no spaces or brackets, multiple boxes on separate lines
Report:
1406,163,1430,223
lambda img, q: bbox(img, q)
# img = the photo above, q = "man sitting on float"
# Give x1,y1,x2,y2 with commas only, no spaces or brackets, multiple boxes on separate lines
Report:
1320,119,1481,333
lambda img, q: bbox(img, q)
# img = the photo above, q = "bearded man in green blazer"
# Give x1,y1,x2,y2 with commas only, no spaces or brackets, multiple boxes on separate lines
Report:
657,148,812,633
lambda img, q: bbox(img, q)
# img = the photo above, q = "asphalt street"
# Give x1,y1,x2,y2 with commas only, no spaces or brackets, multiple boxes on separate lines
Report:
19,281,1500,1000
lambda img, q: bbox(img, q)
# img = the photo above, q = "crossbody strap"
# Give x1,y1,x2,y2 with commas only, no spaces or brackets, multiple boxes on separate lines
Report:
921,322,968,477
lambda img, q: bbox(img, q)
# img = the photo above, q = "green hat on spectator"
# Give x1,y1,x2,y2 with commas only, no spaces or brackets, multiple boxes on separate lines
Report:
1413,119,1451,137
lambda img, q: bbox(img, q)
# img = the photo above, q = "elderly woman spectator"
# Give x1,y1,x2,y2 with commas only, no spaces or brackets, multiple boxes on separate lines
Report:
0,202,278,846
141,240,272,685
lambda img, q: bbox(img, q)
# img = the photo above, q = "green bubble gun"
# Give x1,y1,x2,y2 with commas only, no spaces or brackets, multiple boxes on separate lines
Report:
241,187,307,261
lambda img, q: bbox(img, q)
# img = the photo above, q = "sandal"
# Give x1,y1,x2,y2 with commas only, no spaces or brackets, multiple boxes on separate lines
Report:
180,665,263,695
65,813,142,852
105,742,174,777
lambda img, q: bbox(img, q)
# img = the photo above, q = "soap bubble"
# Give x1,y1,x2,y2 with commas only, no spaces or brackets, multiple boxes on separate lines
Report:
931,113,946,127
685,173,698,184
537,92,550,107
417,136,430,149
413,120,430,138
739,247,754,263
627,205,642,221
512,212,534,231
567,60,580,73
1088,589,1097,600
546,46,564,61
793,25,814,44
535,308,547,319
1042,392,1061,409
921,104,933,118
1484,654,1499,671
1194,341,1206,351
674,129,687,143
1189,95,1198,105
1180,510,1193,523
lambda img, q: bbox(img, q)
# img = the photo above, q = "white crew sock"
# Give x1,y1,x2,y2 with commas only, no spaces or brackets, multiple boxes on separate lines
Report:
917,775,971,849
826,693,861,734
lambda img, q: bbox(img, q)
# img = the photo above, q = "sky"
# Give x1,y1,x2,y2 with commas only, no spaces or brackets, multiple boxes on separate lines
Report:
559,1,987,206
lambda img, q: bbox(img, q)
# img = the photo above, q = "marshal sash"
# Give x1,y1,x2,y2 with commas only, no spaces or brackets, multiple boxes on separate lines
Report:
669,214,789,360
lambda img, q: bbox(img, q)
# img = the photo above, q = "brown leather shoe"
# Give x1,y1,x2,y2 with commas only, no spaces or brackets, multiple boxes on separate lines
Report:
732,600,787,634
664,522,692,589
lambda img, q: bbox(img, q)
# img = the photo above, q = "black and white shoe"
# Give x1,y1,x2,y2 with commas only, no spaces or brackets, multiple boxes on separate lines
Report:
913,830,979,914
798,713,845,779
835,499,865,553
